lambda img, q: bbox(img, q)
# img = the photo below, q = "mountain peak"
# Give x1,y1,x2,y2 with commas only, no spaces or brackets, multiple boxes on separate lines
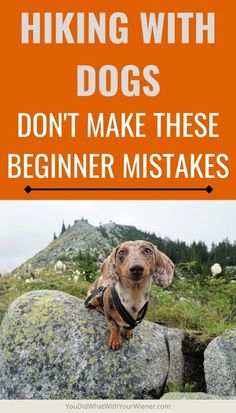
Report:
73,218,93,228
13,219,163,274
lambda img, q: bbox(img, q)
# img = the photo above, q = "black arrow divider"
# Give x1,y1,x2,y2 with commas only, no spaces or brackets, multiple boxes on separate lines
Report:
24,185,213,194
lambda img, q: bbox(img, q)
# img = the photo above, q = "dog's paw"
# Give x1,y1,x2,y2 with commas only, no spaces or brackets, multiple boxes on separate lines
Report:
108,335,122,350
121,328,133,339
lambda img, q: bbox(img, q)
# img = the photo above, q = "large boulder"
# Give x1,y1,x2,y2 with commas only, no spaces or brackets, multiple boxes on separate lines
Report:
0,290,184,399
204,329,236,397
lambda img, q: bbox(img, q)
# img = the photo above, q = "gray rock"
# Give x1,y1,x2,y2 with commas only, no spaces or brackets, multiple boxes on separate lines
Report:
0,290,184,400
13,220,113,273
161,392,235,400
204,329,236,396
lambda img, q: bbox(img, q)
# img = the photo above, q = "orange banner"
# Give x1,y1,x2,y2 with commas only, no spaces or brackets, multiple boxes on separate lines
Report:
1,1,235,199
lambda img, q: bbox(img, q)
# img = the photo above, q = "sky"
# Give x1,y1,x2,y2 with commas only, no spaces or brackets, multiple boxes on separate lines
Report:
0,200,235,270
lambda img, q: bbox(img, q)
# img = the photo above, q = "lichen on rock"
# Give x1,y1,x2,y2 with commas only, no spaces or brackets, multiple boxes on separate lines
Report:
0,290,184,399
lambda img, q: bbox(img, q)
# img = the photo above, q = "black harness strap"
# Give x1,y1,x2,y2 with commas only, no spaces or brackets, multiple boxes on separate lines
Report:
84,285,107,308
111,286,148,330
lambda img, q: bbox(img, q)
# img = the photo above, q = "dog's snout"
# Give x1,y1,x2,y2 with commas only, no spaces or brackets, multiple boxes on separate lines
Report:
129,264,144,277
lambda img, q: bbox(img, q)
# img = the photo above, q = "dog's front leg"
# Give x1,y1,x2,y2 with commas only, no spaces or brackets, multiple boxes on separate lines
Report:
108,319,122,350
121,328,133,339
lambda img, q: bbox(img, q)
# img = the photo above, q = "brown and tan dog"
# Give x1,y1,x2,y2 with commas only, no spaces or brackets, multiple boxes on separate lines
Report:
86,240,174,350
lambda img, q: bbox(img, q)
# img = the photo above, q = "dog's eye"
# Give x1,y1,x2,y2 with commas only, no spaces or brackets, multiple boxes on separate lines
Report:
118,250,125,256
144,247,153,254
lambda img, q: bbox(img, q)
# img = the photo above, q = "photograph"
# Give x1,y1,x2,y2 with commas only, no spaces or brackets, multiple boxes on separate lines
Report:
0,200,235,401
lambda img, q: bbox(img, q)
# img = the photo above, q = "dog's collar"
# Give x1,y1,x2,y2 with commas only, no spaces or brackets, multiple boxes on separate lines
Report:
111,286,148,330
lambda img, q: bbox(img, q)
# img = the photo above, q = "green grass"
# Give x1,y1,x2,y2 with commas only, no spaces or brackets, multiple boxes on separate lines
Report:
0,269,235,342
0,274,90,323
148,277,236,340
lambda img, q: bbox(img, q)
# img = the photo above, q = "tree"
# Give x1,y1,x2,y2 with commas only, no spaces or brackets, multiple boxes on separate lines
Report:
60,220,66,236
53,233,57,241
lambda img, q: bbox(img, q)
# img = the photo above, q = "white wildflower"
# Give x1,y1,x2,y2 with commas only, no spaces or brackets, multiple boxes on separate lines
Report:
211,263,222,277
74,275,79,283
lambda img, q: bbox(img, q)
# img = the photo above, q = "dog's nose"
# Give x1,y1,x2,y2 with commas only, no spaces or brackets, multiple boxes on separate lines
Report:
129,264,144,277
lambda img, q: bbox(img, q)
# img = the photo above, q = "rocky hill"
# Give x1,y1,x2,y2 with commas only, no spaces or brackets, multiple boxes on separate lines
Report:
13,219,163,274
12,218,236,277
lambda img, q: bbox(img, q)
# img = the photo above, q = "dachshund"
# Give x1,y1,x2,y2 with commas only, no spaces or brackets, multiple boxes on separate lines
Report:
86,240,174,350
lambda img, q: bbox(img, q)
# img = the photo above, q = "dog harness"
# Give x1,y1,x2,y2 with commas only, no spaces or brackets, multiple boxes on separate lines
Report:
84,284,148,330
84,285,107,308
111,286,148,330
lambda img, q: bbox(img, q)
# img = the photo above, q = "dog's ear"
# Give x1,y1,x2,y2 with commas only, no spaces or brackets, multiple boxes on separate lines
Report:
100,245,120,281
153,247,174,288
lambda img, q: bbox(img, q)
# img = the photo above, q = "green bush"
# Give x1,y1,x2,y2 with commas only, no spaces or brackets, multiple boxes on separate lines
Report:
73,251,99,282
